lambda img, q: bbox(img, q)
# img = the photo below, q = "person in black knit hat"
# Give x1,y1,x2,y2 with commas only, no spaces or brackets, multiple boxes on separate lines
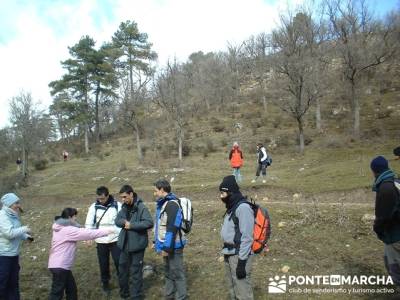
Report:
370,155,400,285
219,175,254,300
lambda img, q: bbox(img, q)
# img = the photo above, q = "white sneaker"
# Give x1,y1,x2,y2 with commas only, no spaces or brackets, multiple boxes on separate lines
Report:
251,179,256,183
262,180,266,183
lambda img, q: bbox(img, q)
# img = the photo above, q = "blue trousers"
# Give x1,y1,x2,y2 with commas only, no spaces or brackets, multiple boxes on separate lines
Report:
0,256,20,300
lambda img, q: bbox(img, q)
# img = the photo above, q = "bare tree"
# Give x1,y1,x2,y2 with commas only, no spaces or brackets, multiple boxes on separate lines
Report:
325,0,398,138
154,59,189,163
243,32,271,111
271,10,326,153
9,91,52,177
119,70,152,162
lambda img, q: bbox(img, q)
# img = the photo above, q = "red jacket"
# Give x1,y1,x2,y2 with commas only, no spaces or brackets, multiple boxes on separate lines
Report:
229,147,243,168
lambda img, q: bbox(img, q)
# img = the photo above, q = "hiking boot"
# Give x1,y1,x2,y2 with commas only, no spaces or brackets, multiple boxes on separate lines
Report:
102,282,111,292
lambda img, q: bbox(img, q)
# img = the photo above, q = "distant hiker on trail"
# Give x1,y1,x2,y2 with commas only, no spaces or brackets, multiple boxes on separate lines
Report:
16,157,22,172
370,156,400,285
115,185,153,300
0,193,33,300
229,142,244,183
251,143,270,184
48,207,114,300
62,150,69,162
84,186,122,293
394,146,400,160
219,175,254,300
154,179,188,300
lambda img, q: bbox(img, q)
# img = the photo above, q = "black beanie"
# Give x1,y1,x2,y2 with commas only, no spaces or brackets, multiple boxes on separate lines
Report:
370,155,389,174
219,175,240,193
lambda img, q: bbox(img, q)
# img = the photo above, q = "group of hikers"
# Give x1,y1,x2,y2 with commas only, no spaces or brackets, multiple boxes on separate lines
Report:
229,142,272,184
0,175,259,300
1,143,400,300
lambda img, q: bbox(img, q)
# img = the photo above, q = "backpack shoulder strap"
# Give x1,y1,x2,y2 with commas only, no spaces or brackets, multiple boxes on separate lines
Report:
228,199,250,222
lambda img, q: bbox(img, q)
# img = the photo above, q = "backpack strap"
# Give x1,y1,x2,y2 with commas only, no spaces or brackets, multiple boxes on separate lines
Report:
159,198,185,248
228,199,250,251
93,200,119,228
95,205,111,229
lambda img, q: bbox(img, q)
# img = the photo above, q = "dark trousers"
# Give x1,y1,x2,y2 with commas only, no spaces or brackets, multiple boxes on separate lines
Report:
96,242,121,283
255,163,267,176
164,251,187,300
0,256,20,300
49,268,77,300
118,250,145,300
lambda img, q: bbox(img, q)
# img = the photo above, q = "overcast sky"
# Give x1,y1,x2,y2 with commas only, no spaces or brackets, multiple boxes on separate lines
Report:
0,0,398,129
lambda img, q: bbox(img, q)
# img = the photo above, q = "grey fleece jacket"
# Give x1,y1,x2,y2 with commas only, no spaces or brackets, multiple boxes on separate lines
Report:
221,202,254,260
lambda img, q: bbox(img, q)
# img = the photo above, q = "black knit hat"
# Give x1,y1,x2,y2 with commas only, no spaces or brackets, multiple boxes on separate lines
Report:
370,155,389,174
219,175,240,193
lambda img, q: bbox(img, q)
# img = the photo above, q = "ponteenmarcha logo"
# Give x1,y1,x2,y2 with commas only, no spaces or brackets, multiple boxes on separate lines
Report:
268,275,287,293
267,274,394,294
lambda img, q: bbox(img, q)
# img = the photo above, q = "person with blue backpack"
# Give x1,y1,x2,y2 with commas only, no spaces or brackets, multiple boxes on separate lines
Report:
219,175,254,300
154,179,187,300
370,156,400,285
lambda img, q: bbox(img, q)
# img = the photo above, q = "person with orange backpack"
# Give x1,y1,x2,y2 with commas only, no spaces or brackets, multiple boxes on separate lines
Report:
229,142,244,183
219,175,254,300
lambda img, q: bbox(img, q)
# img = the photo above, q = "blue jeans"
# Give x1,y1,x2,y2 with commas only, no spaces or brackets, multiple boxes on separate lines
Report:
232,168,242,182
0,256,20,300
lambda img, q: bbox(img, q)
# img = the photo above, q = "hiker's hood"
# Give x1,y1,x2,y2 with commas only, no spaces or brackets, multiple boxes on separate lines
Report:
52,218,81,232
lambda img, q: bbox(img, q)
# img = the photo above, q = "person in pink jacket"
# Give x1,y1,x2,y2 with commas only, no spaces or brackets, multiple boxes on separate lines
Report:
48,207,114,300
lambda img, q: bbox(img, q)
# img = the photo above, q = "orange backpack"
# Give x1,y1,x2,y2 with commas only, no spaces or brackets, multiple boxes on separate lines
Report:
230,199,272,254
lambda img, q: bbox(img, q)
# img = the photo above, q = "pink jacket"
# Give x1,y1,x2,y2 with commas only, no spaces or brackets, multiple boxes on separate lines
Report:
48,222,109,270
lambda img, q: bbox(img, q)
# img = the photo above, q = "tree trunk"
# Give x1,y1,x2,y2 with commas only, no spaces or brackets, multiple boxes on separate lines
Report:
350,82,360,139
84,125,89,154
262,95,267,112
297,118,305,154
177,126,184,163
132,120,143,162
316,97,321,132
204,97,210,111
262,80,267,112
22,144,27,178
95,82,100,142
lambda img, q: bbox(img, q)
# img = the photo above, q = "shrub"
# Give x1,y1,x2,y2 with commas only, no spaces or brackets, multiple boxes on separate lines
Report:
322,136,345,148
182,145,191,157
213,124,225,132
0,174,19,195
220,139,228,147
34,159,48,171
206,138,217,153
119,160,127,172
296,134,312,146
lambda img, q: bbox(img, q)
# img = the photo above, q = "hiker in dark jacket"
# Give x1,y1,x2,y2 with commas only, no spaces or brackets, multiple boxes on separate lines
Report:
371,156,400,285
154,179,187,300
115,185,153,300
220,175,254,300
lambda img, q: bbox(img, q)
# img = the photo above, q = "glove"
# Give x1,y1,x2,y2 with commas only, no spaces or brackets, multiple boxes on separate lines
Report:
236,259,247,279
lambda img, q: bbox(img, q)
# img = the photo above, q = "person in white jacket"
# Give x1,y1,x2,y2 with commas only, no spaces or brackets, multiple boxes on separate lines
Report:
251,143,270,184
85,186,122,292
